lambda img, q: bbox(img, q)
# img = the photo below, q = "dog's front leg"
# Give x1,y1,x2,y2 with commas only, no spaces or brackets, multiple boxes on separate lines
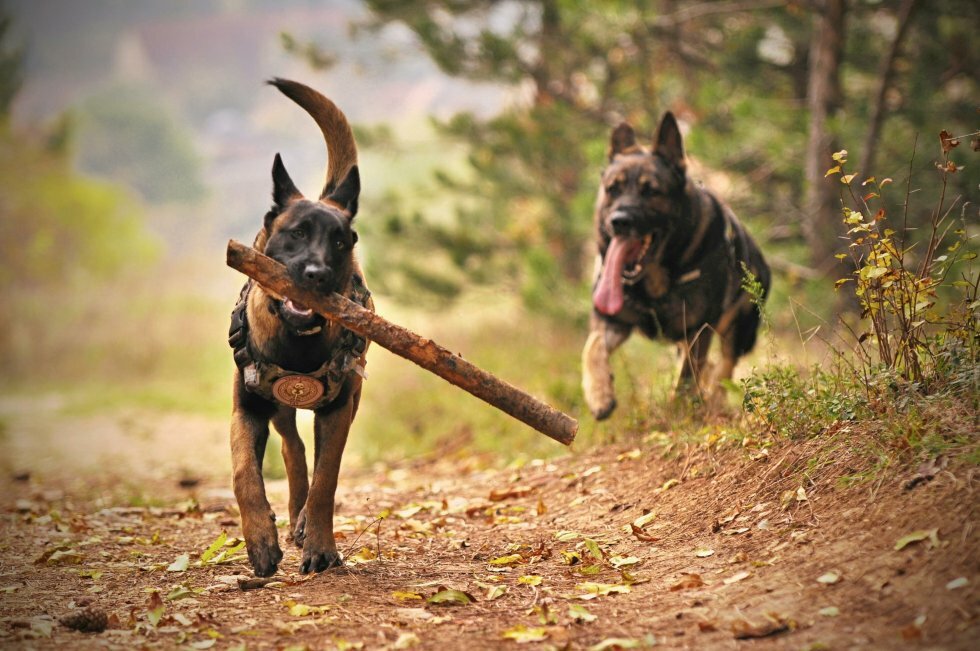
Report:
582,317,631,420
299,389,357,574
271,408,309,547
231,402,283,577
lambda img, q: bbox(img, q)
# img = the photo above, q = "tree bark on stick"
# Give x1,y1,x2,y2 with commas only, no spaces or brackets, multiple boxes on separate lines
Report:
226,240,578,446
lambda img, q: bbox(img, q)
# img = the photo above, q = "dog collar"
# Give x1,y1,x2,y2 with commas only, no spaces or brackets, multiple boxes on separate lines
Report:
228,275,370,409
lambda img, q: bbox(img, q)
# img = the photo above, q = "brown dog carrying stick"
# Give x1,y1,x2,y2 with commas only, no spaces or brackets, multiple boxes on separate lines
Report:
227,240,577,446
228,79,368,577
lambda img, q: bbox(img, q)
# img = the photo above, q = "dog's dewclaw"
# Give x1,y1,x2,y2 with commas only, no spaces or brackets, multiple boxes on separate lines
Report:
227,240,578,445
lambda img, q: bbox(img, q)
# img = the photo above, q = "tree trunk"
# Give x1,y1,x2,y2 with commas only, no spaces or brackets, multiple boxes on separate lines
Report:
859,0,918,177
802,0,847,272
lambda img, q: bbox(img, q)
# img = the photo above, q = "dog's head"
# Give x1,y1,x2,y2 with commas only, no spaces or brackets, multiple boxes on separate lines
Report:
592,112,687,316
260,154,360,331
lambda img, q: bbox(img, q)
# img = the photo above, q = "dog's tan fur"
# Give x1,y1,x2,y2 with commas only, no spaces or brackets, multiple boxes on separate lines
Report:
230,79,371,577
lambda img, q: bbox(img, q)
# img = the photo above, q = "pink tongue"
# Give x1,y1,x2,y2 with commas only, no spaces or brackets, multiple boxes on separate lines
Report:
593,237,633,315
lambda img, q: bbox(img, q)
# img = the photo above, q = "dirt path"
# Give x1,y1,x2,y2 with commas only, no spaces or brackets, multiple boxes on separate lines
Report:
1,422,976,650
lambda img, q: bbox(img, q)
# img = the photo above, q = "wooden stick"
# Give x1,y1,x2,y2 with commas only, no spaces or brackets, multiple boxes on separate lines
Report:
226,240,578,446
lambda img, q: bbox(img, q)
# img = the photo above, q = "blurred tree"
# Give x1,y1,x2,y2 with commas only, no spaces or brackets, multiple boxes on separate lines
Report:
76,84,207,204
0,14,23,116
802,0,846,271
0,11,158,368
296,0,977,317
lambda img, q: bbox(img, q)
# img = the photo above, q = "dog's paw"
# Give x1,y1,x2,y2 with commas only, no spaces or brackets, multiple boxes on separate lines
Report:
290,509,307,548
299,546,343,574
246,535,283,578
590,397,617,421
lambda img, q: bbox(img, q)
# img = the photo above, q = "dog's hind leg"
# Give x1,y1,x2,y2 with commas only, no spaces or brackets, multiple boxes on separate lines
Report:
706,330,738,409
672,327,713,402
582,318,631,420
272,408,309,548
300,385,361,574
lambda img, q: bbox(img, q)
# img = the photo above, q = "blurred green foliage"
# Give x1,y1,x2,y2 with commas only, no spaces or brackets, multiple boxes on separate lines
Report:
353,0,977,324
0,127,156,289
76,84,207,203
0,20,162,383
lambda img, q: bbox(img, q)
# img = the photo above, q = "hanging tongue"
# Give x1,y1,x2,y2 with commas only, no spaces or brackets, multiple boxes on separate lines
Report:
593,237,642,315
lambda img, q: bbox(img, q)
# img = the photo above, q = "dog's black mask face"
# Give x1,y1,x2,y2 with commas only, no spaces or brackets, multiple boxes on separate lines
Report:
593,113,687,316
261,155,360,331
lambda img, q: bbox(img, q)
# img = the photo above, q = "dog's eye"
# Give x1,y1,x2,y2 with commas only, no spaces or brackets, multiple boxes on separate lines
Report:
335,239,346,251
606,182,622,198
291,228,307,240
640,182,658,197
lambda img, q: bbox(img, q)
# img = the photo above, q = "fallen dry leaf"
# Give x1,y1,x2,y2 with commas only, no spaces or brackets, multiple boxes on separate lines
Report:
894,528,939,551
501,625,548,643
489,486,534,502
816,571,841,585
731,613,793,639
568,603,597,623
629,523,659,543
427,589,473,606
670,573,704,591
575,581,631,599
723,570,751,585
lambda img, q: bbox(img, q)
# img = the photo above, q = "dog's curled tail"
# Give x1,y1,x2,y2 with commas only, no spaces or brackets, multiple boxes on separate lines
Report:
268,78,357,199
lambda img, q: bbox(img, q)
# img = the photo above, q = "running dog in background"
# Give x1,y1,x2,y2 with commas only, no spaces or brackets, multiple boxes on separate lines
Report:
582,113,770,420
228,79,371,576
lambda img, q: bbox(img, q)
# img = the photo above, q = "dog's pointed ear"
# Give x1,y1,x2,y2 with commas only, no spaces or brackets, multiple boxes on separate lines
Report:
264,154,302,232
271,153,301,208
608,122,637,161
324,165,360,218
654,112,686,172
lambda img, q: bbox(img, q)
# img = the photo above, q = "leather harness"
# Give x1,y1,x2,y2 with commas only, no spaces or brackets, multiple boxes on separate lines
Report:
228,275,370,410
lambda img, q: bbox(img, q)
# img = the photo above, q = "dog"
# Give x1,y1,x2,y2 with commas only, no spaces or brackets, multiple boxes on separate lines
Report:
227,79,371,576
582,112,770,419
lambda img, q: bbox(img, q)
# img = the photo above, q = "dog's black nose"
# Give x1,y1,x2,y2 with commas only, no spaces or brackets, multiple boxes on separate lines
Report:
610,212,634,236
302,263,333,289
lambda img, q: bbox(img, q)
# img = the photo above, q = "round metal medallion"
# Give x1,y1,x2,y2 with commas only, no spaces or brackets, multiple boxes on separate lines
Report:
272,375,325,408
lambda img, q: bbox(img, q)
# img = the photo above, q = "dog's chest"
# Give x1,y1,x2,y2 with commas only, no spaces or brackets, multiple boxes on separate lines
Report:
621,262,728,341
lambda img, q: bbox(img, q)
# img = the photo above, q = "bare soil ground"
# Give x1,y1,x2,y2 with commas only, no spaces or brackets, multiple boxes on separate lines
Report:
0,412,977,651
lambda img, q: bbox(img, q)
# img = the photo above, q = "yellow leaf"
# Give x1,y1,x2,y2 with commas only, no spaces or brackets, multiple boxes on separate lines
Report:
486,585,507,600
832,149,848,162
391,591,423,601
609,555,640,568
489,554,523,566
518,575,543,586
824,165,841,177
348,546,378,564
575,581,631,599
894,528,939,551
841,173,858,184
501,625,548,643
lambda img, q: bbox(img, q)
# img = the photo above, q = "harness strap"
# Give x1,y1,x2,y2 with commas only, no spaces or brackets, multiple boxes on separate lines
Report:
228,275,371,409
